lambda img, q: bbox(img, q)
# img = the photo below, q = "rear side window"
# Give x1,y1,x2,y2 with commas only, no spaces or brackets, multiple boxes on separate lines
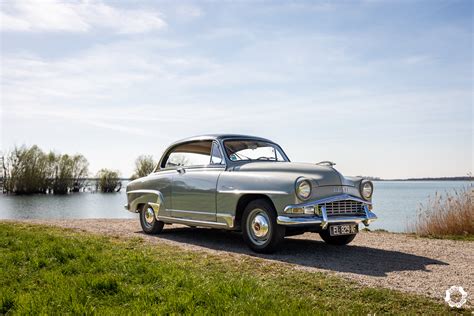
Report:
163,141,212,168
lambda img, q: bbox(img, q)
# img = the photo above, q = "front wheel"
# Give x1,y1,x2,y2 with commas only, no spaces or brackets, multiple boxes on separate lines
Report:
139,204,164,234
319,229,356,245
242,199,285,253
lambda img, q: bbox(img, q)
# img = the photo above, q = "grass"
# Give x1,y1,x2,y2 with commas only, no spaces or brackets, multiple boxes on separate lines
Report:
0,223,469,315
411,188,473,240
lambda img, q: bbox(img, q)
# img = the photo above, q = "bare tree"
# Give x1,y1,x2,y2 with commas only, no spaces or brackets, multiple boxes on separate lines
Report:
131,155,156,179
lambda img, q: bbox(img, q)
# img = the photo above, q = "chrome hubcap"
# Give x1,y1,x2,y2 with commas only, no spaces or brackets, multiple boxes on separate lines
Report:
144,207,155,226
252,215,269,237
248,208,271,245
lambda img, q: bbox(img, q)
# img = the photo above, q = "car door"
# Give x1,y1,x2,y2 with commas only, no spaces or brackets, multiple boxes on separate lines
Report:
168,141,226,222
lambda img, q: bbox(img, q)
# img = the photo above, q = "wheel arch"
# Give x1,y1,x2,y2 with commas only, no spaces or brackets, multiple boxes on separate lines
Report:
127,189,164,214
235,194,277,229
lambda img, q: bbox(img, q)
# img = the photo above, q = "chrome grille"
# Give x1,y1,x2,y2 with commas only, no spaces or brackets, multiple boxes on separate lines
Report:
318,200,366,216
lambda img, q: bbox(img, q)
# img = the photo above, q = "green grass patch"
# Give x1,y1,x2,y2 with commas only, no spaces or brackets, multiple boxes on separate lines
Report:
0,223,468,314
410,233,474,242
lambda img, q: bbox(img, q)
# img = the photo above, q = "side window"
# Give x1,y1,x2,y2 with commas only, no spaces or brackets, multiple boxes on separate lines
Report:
164,141,212,168
210,142,224,165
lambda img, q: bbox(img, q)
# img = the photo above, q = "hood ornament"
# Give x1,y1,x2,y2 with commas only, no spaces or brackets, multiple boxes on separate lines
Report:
316,161,336,167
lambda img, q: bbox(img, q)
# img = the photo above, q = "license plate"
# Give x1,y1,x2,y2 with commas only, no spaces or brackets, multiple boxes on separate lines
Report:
329,224,358,236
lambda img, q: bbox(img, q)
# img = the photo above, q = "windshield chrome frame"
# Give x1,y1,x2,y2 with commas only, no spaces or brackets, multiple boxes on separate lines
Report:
221,138,290,163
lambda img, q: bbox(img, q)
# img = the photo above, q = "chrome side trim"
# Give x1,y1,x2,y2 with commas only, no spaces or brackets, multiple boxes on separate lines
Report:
216,213,235,228
127,189,162,195
156,216,230,229
218,189,288,195
169,209,216,216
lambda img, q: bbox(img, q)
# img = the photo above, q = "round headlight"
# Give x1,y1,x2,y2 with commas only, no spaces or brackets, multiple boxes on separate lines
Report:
296,179,312,200
360,181,373,200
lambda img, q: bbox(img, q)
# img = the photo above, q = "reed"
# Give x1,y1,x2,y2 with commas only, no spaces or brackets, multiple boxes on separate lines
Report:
411,188,473,238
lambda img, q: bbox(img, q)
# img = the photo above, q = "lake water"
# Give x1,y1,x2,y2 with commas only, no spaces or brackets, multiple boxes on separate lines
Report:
0,181,470,232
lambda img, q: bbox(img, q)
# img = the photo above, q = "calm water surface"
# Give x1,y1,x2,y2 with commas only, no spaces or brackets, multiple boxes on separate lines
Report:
0,181,470,232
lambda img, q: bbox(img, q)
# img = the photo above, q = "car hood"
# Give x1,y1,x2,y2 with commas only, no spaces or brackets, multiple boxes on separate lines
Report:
232,162,357,187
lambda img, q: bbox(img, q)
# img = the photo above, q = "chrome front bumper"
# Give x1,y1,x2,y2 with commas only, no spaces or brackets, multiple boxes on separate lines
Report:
277,194,378,228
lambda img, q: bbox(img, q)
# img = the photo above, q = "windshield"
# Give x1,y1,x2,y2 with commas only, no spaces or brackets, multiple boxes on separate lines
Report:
223,140,288,162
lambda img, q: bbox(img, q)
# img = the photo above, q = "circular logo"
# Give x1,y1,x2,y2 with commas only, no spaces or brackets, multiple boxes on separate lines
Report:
444,286,468,308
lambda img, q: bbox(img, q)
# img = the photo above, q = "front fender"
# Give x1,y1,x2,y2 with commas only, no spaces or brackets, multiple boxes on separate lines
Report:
216,171,297,215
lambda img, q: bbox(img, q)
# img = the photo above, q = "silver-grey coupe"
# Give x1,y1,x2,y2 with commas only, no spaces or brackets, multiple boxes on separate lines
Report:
125,134,377,253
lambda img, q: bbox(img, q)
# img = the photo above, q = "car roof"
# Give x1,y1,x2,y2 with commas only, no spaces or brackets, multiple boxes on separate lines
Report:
171,134,275,145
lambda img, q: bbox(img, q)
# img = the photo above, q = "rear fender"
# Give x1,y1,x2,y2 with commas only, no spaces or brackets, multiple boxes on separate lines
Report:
126,190,169,217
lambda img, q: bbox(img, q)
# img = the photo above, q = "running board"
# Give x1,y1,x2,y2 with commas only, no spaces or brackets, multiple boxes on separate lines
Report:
157,215,234,229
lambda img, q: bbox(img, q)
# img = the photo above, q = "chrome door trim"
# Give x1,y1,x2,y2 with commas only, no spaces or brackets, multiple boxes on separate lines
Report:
170,209,216,216
217,189,289,195
162,210,235,229
156,216,230,229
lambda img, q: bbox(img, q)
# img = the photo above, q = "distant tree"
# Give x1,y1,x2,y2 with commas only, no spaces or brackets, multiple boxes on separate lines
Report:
50,154,89,194
70,154,89,192
4,145,50,194
96,169,121,193
131,155,156,180
51,154,73,194
3,145,89,195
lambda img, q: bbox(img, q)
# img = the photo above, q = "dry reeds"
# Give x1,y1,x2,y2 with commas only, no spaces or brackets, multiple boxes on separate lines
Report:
411,188,473,238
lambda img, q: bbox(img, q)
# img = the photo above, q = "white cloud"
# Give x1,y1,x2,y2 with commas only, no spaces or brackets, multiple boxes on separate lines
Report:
175,5,202,19
0,0,166,34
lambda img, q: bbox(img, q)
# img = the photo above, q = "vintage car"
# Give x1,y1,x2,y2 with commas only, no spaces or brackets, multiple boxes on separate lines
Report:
125,134,377,253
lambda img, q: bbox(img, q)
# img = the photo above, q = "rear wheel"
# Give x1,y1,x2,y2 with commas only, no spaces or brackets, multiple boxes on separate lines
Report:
319,228,356,245
242,199,285,253
139,204,164,234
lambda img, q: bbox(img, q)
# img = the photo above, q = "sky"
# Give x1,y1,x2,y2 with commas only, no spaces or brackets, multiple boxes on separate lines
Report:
0,0,472,179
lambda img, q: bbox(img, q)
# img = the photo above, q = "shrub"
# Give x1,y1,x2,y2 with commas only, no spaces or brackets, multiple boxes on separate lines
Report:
50,153,89,194
96,169,121,192
3,145,50,194
2,145,89,194
411,188,473,238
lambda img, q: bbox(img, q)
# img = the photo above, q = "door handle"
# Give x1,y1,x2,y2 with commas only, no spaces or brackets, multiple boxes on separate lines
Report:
177,167,185,174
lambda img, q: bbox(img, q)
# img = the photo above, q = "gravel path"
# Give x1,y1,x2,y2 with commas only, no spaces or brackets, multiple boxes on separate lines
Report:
5,218,473,307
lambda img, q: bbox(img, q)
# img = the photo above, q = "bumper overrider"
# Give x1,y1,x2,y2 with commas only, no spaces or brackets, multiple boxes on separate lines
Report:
277,194,377,229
